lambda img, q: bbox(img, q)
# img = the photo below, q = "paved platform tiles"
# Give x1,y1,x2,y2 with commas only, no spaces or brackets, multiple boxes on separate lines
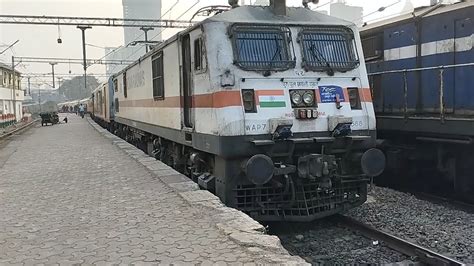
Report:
0,114,306,265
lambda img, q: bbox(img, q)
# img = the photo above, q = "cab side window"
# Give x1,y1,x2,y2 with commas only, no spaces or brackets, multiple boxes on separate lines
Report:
193,36,206,73
152,51,164,100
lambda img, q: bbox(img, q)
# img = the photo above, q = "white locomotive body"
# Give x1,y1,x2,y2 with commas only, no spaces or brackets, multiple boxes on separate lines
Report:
107,5,384,221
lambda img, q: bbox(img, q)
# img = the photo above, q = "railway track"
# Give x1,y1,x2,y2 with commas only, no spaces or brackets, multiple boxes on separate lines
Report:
0,119,38,141
336,215,464,266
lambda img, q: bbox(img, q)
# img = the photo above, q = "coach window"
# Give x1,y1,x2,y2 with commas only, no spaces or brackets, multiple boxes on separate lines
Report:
152,51,164,100
123,73,127,98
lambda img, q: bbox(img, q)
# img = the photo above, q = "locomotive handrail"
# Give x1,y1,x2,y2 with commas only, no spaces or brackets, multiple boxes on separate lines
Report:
366,62,474,76
367,62,474,124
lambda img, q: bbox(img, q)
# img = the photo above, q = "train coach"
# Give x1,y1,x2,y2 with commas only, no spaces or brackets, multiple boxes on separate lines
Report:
95,1,386,221
360,1,473,198
91,77,115,129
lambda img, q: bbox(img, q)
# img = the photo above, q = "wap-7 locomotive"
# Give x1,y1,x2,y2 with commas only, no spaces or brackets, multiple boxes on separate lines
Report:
93,3,385,221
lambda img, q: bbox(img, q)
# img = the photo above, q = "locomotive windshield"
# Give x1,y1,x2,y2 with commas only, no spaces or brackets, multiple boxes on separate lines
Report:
300,26,359,73
231,25,295,71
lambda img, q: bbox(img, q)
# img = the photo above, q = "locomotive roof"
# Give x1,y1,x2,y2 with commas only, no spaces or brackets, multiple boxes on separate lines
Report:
205,5,355,27
115,5,356,76
360,1,473,34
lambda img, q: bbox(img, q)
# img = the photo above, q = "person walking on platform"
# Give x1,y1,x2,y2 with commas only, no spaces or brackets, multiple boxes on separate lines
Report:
79,103,85,119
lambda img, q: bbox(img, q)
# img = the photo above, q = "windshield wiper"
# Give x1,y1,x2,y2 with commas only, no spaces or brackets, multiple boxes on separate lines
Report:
269,36,282,67
309,44,334,76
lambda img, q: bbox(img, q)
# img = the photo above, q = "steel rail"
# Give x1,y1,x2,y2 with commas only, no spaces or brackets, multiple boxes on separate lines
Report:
414,192,474,214
336,215,464,266
0,119,38,141
0,14,194,28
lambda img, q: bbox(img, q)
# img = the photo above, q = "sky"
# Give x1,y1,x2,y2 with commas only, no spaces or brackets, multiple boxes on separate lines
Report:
0,0,435,90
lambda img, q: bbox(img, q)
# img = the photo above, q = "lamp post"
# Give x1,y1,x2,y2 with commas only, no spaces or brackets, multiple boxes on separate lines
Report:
11,56,16,121
57,77,63,89
50,62,57,88
77,25,92,94
38,86,41,112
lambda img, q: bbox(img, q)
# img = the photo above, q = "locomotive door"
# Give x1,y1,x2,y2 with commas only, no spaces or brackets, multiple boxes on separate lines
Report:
103,86,107,120
181,34,193,128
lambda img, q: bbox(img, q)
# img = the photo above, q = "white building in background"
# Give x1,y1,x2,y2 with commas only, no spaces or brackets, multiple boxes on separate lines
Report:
105,0,162,76
330,0,363,26
104,47,127,77
122,0,162,59
0,62,24,122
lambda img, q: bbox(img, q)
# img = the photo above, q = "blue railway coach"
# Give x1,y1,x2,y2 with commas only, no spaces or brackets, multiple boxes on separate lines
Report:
360,1,473,198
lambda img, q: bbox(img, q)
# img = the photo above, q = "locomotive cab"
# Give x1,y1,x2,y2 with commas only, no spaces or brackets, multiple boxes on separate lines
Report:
196,6,385,221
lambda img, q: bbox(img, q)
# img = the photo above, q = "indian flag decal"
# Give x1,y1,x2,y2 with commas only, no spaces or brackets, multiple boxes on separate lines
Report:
257,90,286,108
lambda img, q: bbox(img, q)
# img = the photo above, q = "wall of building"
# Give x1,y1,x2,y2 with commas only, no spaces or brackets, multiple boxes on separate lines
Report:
0,67,24,121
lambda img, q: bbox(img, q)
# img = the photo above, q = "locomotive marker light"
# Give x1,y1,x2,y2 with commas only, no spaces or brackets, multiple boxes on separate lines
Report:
348,87,361,109
241,89,256,113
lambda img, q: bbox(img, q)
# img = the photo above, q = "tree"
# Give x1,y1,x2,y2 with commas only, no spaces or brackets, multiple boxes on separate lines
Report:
58,75,100,100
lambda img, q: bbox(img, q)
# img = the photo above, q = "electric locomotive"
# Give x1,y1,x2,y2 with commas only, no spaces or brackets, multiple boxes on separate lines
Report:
96,1,385,221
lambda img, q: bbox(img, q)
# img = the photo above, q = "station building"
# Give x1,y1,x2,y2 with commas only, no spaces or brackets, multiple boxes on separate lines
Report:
0,62,24,125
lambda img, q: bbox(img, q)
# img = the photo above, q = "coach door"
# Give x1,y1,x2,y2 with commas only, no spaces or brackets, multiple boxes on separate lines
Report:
181,34,193,128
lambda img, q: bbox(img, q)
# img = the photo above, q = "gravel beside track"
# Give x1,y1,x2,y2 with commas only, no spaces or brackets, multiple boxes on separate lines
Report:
270,219,409,264
347,186,474,264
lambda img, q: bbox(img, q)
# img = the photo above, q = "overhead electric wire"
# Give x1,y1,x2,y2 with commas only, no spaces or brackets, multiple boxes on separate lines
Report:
109,0,201,74
87,0,180,69
355,0,402,24
114,0,199,65
312,0,333,10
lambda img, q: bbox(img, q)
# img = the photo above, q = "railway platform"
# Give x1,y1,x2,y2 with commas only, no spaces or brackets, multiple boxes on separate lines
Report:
0,114,305,265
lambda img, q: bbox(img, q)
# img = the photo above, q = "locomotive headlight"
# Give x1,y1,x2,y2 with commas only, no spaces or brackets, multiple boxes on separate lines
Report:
303,92,314,105
291,92,302,104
